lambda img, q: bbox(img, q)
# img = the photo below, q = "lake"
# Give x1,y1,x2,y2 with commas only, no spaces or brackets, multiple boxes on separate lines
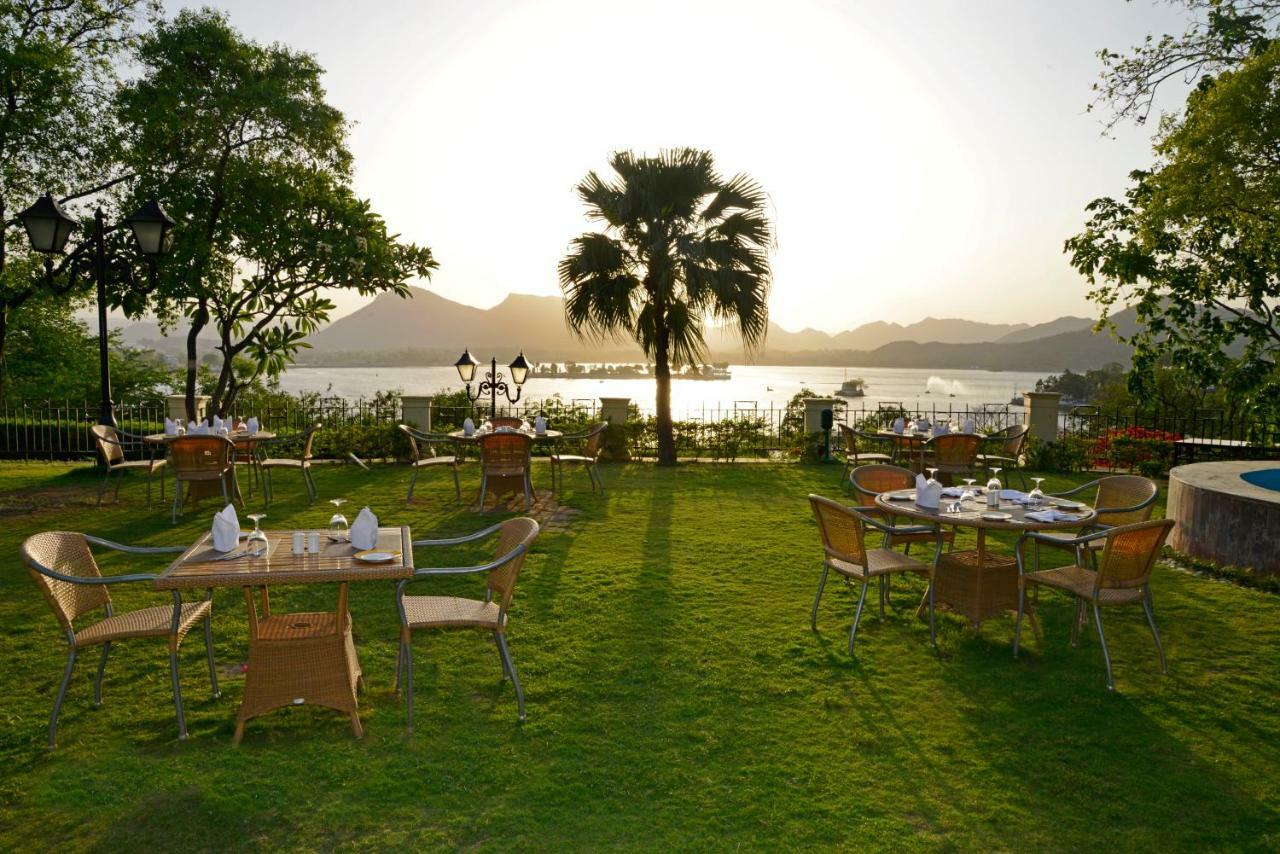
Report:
277,364,1048,415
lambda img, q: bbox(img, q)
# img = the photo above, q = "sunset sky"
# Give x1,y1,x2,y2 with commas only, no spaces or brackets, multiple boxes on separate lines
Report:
177,0,1191,334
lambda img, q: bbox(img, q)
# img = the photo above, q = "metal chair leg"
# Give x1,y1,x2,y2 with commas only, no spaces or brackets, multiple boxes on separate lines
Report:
523,472,532,512
496,633,525,721
93,642,111,706
452,466,462,503
172,481,181,524
169,647,188,740
1143,589,1168,675
478,474,488,511
810,564,830,630
927,578,937,647
49,648,77,747
113,470,123,501
1070,599,1083,647
96,470,110,508
848,580,870,655
494,631,511,680
406,467,418,503
1091,602,1114,690
1013,586,1026,657
204,612,220,698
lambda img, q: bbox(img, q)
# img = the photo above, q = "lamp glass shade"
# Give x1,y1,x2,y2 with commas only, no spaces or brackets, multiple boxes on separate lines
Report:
455,349,478,383
509,352,531,385
124,200,176,256
19,194,76,254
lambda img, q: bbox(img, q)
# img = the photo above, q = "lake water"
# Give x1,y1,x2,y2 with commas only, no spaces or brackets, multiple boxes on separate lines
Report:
277,364,1047,415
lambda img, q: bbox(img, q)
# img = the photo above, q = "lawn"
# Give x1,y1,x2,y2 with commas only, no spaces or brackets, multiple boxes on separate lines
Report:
0,460,1276,850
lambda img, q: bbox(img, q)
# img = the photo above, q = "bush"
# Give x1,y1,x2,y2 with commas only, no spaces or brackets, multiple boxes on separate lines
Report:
1025,435,1090,473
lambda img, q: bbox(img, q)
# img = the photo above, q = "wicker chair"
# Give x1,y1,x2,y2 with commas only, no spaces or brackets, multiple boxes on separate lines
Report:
168,435,240,523
399,424,463,504
21,532,217,746
487,417,524,429
850,464,955,553
258,424,320,505
479,432,534,511
396,517,540,726
977,424,1029,489
836,424,893,487
89,425,166,508
922,433,982,485
1014,518,1175,689
550,422,607,495
1040,475,1159,565
808,495,944,651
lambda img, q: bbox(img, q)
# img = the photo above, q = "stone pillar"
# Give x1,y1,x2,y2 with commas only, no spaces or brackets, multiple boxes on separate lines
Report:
166,394,209,423
401,395,433,431
803,397,839,434
1023,391,1061,443
599,397,631,425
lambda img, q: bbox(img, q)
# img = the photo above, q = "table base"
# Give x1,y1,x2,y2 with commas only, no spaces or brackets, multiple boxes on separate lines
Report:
925,547,1040,634
233,587,363,745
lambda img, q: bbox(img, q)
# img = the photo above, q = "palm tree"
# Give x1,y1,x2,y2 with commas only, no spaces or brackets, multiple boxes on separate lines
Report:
559,149,772,465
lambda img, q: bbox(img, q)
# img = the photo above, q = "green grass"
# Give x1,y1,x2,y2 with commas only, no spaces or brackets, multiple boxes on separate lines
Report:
0,461,1276,850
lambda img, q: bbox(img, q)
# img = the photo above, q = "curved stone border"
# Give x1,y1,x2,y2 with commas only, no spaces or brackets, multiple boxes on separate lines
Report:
1167,462,1280,576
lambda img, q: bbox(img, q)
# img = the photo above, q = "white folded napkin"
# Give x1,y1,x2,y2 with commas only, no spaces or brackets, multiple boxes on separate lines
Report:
940,486,965,497
1000,489,1030,502
1025,509,1083,523
534,415,547,435
187,420,198,434
916,417,931,432
914,473,943,509
246,416,259,435
463,417,476,436
932,423,950,437
963,418,976,434
212,504,240,552
212,414,224,431
350,507,379,550
892,417,905,434
164,417,177,436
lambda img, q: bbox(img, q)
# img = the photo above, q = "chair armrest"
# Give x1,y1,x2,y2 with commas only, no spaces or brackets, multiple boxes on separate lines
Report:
856,512,938,537
408,543,529,578
1093,499,1153,517
1048,480,1099,498
1017,527,1113,549
33,565,160,586
85,535,186,554
412,522,505,547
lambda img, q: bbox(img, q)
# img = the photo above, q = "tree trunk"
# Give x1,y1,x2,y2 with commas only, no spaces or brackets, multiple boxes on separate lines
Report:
184,300,209,422
654,324,676,466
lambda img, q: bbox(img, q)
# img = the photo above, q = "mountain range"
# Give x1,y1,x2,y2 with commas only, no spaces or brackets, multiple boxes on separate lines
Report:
114,287,1128,372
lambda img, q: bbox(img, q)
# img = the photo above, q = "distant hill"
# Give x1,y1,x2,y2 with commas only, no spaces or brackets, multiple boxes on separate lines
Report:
996,316,1094,343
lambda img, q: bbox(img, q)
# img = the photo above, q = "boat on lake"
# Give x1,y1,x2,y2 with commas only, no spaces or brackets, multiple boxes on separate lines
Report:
835,377,866,398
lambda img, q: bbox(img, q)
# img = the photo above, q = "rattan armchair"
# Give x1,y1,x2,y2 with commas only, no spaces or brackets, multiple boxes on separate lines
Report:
977,424,1029,489
836,424,893,487
1040,475,1159,566
550,422,607,495
396,518,540,727
1014,518,1175,689
21,532,218,746
90,425,166,508
168,435,240,523
922,433,982,485
850,464,955,554
479,432,534,511
258,423,320,505
399,424,464,504
808,495,944,651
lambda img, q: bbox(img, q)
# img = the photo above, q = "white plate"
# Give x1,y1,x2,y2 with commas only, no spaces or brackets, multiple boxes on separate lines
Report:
354,550,400,564
886,491,915,501
1054,500,1085,510
981,512,1012,521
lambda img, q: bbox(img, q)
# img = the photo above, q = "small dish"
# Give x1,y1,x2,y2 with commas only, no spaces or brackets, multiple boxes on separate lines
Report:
354,549,401,564
981,511,1012,521
1054,500,1085,510
886,491,915,501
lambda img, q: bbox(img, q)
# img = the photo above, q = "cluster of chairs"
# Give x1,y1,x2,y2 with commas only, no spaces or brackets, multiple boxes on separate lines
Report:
22,516,541,746
90,424,321,522
837,422,1030,488
398,421,608,510
809,465,1171,689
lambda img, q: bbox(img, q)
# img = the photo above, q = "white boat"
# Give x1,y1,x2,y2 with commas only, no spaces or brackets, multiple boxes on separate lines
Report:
836,377,866,398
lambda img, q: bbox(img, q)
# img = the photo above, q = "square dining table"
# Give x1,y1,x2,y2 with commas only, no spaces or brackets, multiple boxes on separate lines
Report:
154,527,414,743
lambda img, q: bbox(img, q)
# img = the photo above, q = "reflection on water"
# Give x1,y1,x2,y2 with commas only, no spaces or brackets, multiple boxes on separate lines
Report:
278,363,1046,414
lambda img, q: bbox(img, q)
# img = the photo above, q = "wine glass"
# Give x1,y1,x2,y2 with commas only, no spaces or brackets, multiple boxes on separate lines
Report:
1029,477,1046,507
986,467,1003,506
246,513,268,558
962,477,977,501
328,498,349,542
926,467,940,486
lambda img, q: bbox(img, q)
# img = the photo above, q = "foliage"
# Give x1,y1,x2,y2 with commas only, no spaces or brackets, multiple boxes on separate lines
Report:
1068,39,1280,425
1034,363,1127,402
1091,425,1182,474
559,148,773,465
114,9,436,420
1024,435,1091,474
1162,545,1280,595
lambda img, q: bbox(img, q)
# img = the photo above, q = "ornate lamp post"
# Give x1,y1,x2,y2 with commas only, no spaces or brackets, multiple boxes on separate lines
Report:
454,349,531,418
18,194,175,428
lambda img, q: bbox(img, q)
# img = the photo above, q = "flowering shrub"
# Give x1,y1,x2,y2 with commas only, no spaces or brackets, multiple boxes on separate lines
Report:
1090,425,1182,474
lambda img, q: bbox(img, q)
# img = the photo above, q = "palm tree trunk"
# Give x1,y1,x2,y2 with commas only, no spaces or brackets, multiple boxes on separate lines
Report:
654,331,676,466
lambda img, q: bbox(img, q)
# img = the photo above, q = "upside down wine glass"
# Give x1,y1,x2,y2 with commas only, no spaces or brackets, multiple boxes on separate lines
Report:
1029,477,1046,507
329,498,349,542
986,467,1003,508
246,513,268,558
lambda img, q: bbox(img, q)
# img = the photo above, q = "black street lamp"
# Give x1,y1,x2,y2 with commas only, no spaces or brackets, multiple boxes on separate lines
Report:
18,194,175,428
455,349,531,418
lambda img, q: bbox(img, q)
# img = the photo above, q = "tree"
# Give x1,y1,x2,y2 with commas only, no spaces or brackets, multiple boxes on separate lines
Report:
115,9,435,419
559,149,772,465
1092,0,1279,131
0,0,155,368
1067,40,1280,420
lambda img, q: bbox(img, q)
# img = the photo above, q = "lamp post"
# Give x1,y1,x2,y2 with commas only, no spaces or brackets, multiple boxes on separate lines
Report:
454,349,531,418
17,194,174,428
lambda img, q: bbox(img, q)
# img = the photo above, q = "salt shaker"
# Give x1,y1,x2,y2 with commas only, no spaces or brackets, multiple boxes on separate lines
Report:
292,532,305,555
308,532,321,554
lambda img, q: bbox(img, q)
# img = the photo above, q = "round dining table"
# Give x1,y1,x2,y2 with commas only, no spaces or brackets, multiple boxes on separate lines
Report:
143,430,277,500
874,488,1096,633
445,428,563,443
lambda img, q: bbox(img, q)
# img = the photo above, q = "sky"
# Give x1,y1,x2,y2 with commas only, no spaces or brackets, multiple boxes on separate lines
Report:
173,0,1193,335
